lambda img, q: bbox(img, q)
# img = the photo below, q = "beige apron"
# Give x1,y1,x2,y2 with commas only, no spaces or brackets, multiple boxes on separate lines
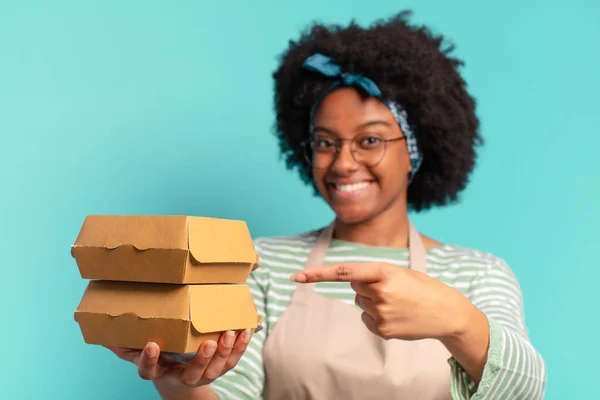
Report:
262,221,453,399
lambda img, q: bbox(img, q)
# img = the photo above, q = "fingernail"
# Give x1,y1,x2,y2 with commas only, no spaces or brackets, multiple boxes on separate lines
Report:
242,328,252,343
202,341,217,357
223,330,235,347
291,273,307,283
145,344,157,358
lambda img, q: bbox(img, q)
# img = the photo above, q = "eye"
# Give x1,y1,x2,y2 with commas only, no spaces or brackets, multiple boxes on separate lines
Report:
313,138,336,150
359,135,383,149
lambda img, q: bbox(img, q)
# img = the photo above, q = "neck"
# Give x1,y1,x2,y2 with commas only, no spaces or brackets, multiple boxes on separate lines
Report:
333,202,410,248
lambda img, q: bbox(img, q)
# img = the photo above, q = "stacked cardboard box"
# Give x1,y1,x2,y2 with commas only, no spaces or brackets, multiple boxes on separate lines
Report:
71,215,262,355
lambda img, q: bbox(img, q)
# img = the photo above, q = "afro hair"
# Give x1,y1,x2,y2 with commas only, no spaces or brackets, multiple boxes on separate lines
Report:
271,10,483,212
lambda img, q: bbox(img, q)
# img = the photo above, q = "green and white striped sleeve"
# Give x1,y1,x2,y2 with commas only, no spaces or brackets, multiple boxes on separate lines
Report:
209,242,269,400
449,257,547,399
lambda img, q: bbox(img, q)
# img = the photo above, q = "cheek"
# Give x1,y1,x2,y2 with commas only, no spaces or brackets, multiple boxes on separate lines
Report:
373,156,408,193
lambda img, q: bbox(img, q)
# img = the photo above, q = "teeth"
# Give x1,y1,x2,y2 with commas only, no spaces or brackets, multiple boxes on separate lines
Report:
336,182,370,193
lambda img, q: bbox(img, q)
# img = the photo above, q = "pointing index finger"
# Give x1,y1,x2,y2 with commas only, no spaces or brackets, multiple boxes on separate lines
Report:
290,263,384,283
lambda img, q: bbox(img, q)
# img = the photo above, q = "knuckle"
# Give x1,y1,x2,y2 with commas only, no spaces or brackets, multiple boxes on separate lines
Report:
223,362,235,372
224,355,242,371
203,371,221,381
356,296,364,309
376,325,390,339
181,377,199,387
376,284,392,299
239,337,252,350
138,368,153,380
336,265,352,280
374,302,386,316
215,346,232,360
230,344,244,356
379,329,392,340
379,264,394,279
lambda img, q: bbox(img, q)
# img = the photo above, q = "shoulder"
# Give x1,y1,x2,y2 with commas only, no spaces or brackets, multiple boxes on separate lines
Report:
429,244,519,280
429,245,525,306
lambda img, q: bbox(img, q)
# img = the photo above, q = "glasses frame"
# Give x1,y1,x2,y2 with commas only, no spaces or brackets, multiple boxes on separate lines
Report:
302,133,406,169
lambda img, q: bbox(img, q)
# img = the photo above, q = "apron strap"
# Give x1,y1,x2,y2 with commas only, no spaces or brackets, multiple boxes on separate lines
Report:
408,221,427,273
296,223,335,292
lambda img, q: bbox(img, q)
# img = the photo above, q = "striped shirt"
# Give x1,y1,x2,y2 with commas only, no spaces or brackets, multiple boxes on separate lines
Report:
210,230,547,399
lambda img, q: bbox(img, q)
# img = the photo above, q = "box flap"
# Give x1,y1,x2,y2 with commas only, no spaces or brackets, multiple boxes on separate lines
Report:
252,252,260,271
76,281,189,320
72,215,188,251
188,284,258,333
255,314,264,333
187,217,256,264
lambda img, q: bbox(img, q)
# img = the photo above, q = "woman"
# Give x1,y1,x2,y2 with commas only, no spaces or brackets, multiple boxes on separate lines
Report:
110,10,546,399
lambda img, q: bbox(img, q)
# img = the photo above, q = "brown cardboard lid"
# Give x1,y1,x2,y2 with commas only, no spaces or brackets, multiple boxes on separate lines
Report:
71,215,257,264
75,280,189,319
75,281,260,333
72,215,188,251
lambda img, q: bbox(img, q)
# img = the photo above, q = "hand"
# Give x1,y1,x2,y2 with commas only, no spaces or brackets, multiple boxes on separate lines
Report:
291,263,476,341
107,329,252,387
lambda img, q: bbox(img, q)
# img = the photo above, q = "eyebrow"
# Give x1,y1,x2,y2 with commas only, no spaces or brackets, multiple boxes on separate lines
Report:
312,120,393,135
359,120,393,129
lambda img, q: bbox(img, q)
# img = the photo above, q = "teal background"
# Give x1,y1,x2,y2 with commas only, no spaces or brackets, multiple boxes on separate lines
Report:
0,0,598,398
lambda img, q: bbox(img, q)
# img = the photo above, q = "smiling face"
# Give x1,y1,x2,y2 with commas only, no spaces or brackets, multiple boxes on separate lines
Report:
310,88,412,225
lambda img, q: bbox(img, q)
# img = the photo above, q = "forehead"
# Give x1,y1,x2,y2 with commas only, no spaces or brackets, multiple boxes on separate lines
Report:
312,88,395,129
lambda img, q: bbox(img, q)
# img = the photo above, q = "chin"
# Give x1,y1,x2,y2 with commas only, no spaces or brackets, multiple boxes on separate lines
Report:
331,205,375,225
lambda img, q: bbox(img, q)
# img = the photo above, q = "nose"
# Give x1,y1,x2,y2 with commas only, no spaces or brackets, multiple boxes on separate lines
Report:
330,141,359,174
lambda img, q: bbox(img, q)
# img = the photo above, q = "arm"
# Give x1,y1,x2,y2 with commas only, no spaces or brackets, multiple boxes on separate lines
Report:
290,257,546,399
446,257,547,399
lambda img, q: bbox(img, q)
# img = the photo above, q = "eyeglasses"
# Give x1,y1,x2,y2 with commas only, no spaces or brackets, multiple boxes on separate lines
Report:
303,132,406,169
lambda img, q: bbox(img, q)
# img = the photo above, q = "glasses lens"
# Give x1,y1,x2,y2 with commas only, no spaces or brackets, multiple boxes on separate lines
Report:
352,133,386,167
304,133,388,168
306,137,337,169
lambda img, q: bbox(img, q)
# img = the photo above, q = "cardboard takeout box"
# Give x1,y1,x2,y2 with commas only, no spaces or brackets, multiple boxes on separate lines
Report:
75,280,263,353
71,215,259,284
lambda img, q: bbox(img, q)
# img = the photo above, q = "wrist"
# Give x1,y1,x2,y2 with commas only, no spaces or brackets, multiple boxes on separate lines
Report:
439,298,490,384
442,295,487,344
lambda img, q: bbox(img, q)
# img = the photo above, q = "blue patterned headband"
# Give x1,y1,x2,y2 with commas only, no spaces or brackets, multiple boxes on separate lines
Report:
302,53,423,182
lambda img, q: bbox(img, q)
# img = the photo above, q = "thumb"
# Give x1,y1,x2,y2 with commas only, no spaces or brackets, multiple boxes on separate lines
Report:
138,342,161,380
